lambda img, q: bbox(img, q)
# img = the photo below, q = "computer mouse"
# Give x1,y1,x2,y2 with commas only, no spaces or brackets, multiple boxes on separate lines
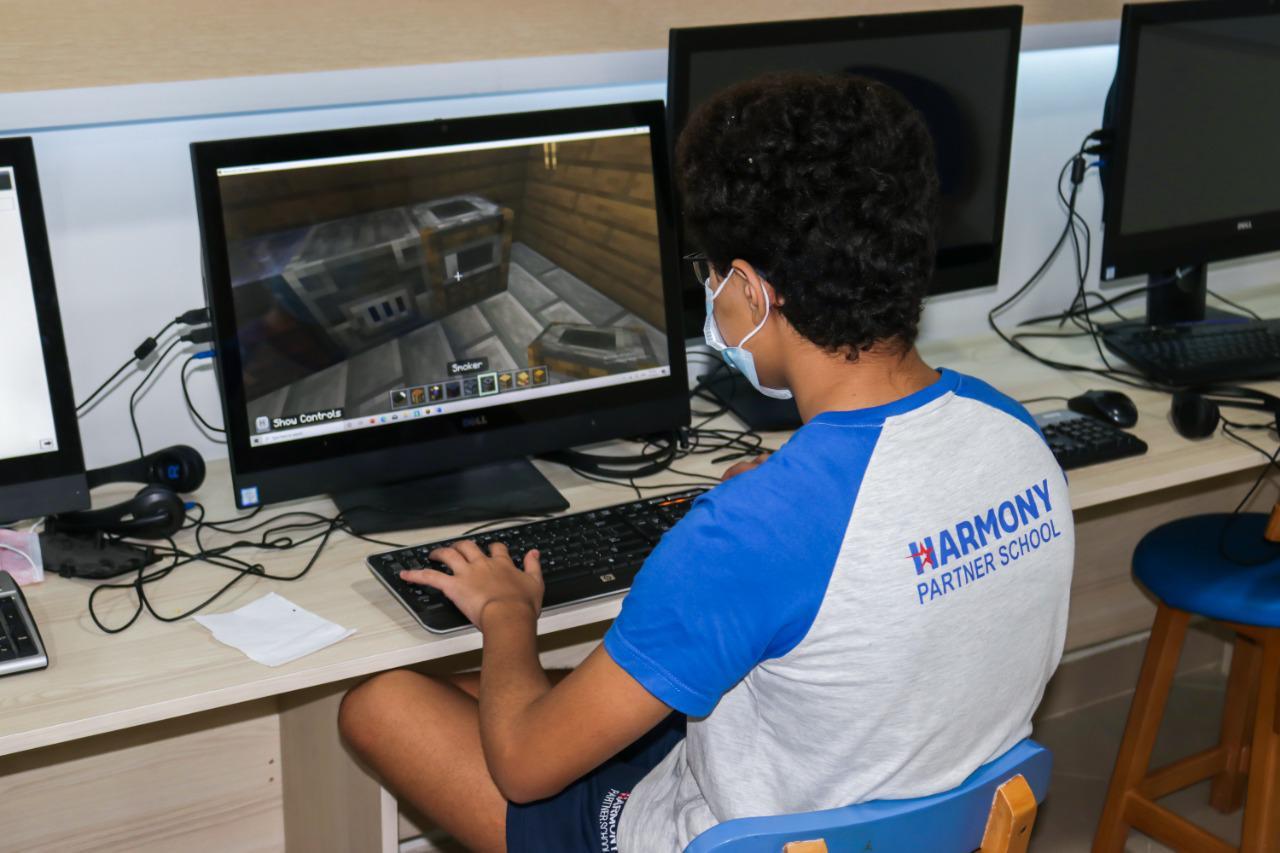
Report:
1067,390,1139,429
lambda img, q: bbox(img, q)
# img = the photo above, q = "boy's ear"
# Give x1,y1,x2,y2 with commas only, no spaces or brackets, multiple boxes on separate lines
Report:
733,260,780,321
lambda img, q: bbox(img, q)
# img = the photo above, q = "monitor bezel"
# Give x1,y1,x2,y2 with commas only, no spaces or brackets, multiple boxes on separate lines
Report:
0,136,90,520
191,101,690,509
1100,0,1280,281
667,5,1025,338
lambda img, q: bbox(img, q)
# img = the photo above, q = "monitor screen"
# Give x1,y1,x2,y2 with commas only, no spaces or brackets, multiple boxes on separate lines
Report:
1101,2,1280,279
0,137,88,521
0,165,60,462
193,102,688,509
1121,15,1280,234
668,7,1023,335
219,127,671,449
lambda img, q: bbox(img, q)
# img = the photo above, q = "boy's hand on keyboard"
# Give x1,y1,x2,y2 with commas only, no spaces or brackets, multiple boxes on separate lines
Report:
722,453,770,481
400,541,544,632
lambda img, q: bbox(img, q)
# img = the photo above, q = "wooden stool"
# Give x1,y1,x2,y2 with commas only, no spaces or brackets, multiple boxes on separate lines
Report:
1094,513,1280,853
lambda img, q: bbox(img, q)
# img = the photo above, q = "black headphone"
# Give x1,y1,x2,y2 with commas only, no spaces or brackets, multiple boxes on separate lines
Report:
1170,386,1280,439
85,444,205,493
48,445,206,539
48,485,187,540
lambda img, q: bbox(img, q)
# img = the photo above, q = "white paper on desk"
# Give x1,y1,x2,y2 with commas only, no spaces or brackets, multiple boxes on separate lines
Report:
194,593,355,667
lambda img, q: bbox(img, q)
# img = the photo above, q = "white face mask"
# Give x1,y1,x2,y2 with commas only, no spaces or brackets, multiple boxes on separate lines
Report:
702,267,793,400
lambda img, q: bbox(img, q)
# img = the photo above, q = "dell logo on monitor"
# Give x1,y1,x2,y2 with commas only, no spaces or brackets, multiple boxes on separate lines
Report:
1237,220,1254,231
460,414,490,429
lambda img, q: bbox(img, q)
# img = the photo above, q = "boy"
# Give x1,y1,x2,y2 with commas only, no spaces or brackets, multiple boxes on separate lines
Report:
339,72,1073,852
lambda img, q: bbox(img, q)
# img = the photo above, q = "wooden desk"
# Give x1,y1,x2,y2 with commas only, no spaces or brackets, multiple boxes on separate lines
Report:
3,318,1278,851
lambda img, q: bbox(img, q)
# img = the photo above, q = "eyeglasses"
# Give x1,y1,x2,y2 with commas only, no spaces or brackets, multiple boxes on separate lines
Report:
683,251,711,283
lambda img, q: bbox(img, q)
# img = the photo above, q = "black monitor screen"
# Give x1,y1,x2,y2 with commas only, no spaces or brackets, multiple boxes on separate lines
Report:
1119,16,1280,236
1101,3,1280,280
669,7,1022,334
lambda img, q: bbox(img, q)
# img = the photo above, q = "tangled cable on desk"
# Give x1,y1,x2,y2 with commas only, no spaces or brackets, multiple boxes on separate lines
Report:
86,504,387,634
85,501,543,634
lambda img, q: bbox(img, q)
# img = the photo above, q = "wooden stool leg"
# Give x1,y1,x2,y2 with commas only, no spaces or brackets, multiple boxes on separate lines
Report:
1210,635,1262,814
1093,606,1191,853
1240,633,1280,853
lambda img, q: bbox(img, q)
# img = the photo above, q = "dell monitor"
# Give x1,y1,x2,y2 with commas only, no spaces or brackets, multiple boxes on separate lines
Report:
191,101,687,533
1100,0,1280,326
0,137,90,522
668,6,1022,427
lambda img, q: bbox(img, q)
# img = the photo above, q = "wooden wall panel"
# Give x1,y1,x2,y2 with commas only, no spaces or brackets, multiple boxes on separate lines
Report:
0,1,1150,95
221,149,530,241
517,136,666,326
279,683,397,853
0,700,283,853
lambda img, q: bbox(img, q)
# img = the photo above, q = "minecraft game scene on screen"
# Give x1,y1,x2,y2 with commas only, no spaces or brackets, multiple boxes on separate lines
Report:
217,131,669,438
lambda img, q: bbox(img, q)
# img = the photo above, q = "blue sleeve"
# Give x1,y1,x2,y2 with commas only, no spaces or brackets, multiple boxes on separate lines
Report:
603,426,877,717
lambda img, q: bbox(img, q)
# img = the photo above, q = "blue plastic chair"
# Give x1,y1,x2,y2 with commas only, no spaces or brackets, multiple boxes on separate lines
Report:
684,739,1052,853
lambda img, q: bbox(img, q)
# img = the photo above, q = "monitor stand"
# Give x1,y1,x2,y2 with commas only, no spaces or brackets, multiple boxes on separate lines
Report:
333,457,570,536
701,371,802,432
1102,264,1246,331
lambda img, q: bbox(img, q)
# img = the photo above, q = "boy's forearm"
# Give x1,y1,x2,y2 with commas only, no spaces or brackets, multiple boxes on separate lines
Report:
477,600,551,790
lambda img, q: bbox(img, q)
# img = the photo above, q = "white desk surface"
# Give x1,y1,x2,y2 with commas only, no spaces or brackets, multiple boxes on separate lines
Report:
4,300,1278,758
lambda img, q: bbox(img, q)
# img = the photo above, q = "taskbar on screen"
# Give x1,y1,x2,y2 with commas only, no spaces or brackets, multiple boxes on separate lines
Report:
248,365,672,448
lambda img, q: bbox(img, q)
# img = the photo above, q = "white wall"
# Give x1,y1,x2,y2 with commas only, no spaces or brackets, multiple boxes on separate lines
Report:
3,31,1278,470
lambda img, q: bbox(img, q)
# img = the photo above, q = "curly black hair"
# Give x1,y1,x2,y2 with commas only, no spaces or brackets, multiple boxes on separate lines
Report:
676,71,939,357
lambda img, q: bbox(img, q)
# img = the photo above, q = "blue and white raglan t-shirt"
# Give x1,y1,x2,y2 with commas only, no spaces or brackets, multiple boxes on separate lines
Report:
604,368,1074,852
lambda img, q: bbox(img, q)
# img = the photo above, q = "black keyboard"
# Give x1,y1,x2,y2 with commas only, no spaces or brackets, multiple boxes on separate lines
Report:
1034,409,1148,471
367,488,708,632
0,570,48,676
1101,319,1280,386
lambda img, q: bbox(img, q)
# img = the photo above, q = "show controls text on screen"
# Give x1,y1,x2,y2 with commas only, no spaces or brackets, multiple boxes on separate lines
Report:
272,408,344,430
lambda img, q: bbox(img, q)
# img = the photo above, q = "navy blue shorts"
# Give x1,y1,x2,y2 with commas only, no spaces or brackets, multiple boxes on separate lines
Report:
506,713,686,852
